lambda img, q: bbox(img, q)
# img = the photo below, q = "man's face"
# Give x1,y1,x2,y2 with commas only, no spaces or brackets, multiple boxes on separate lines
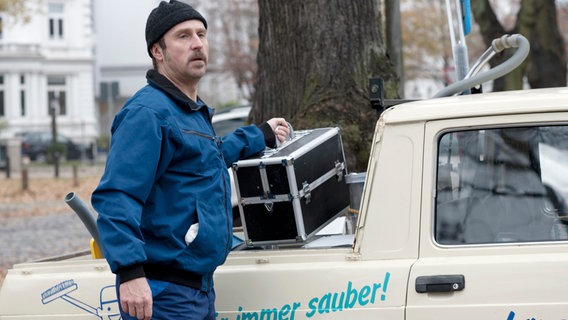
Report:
154,19,209,85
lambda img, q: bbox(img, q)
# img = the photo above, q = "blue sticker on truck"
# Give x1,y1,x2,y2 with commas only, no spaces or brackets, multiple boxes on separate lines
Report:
41,279,121,319
217,272,390,320
506,310,567,320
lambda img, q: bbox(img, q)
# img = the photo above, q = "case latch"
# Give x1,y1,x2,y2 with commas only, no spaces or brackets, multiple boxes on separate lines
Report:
302,182,311,204
335,161,345,182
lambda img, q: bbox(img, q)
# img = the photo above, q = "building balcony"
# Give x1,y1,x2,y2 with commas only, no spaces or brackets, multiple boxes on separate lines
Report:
0,42,93,61
0,43,42,58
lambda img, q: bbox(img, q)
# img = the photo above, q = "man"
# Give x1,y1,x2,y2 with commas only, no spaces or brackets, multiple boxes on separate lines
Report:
92,1,290,319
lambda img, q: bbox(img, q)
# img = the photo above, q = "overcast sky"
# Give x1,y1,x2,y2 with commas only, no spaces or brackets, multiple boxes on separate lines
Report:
94,0,160,67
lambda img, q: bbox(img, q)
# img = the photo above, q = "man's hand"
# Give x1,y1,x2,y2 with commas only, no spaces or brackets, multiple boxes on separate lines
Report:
120,277,153,320
267,118,291,144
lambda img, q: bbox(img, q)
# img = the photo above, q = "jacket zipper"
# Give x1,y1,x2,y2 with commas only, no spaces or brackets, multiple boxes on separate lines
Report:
181,129,233,278
216,138,232,260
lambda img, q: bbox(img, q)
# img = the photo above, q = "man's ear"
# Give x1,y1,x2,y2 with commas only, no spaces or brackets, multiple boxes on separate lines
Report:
150,43,164,60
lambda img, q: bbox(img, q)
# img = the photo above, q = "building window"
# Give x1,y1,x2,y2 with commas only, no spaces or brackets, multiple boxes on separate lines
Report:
0,75,4,117
47,75,66,115
20,91,25,116
20,74,26,116
0,15,4,40
48,3,64,39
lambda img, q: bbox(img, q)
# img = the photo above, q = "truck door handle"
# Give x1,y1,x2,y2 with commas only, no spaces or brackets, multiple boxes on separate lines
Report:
415,275,465,293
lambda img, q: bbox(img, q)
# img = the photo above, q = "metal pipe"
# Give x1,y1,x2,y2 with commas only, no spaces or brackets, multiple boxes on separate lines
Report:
464,47,496,79
434,34,530,98
64,192,102,251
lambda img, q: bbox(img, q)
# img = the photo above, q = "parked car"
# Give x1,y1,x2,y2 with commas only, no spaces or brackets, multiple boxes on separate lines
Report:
212,105,251,136
0,143,7,170
19,131,84,162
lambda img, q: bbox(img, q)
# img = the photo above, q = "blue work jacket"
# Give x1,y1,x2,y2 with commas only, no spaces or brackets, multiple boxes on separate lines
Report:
92,70,268,291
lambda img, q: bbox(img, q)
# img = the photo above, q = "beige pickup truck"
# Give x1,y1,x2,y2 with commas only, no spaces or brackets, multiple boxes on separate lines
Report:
2,35,567,320
2,87,568,320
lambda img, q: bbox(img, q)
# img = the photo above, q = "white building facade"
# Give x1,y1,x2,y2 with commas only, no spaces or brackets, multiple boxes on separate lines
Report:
0,0,256,147
0,0,97,145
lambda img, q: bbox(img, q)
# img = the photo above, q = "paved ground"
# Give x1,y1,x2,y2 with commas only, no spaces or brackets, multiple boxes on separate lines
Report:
0,164,104,287
0,210,92,268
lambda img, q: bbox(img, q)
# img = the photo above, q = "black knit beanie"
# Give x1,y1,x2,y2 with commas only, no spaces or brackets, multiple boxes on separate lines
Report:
145,0,208,57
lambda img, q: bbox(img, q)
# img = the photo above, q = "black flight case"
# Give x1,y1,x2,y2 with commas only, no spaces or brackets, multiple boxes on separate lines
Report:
232,127,350,247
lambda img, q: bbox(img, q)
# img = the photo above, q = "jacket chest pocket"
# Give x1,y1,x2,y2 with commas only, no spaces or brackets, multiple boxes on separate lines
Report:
178,129,224,170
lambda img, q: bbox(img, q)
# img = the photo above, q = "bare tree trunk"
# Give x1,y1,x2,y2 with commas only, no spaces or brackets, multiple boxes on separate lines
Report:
524,0,567,88
254,0,397,171
386,0,404,97
471,0,511,91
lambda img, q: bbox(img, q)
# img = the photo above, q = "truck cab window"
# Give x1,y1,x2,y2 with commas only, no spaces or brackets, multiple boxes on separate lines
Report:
435,126,568,245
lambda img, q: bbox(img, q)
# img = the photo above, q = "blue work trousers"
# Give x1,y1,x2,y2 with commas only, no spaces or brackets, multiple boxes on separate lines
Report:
117,277,216,319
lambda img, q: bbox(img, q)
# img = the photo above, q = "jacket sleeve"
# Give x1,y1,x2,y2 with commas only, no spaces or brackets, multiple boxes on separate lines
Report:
92,105,173,279
220,124,268,166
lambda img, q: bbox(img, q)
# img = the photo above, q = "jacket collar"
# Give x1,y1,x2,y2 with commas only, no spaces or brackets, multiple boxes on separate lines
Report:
146,69,204,111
